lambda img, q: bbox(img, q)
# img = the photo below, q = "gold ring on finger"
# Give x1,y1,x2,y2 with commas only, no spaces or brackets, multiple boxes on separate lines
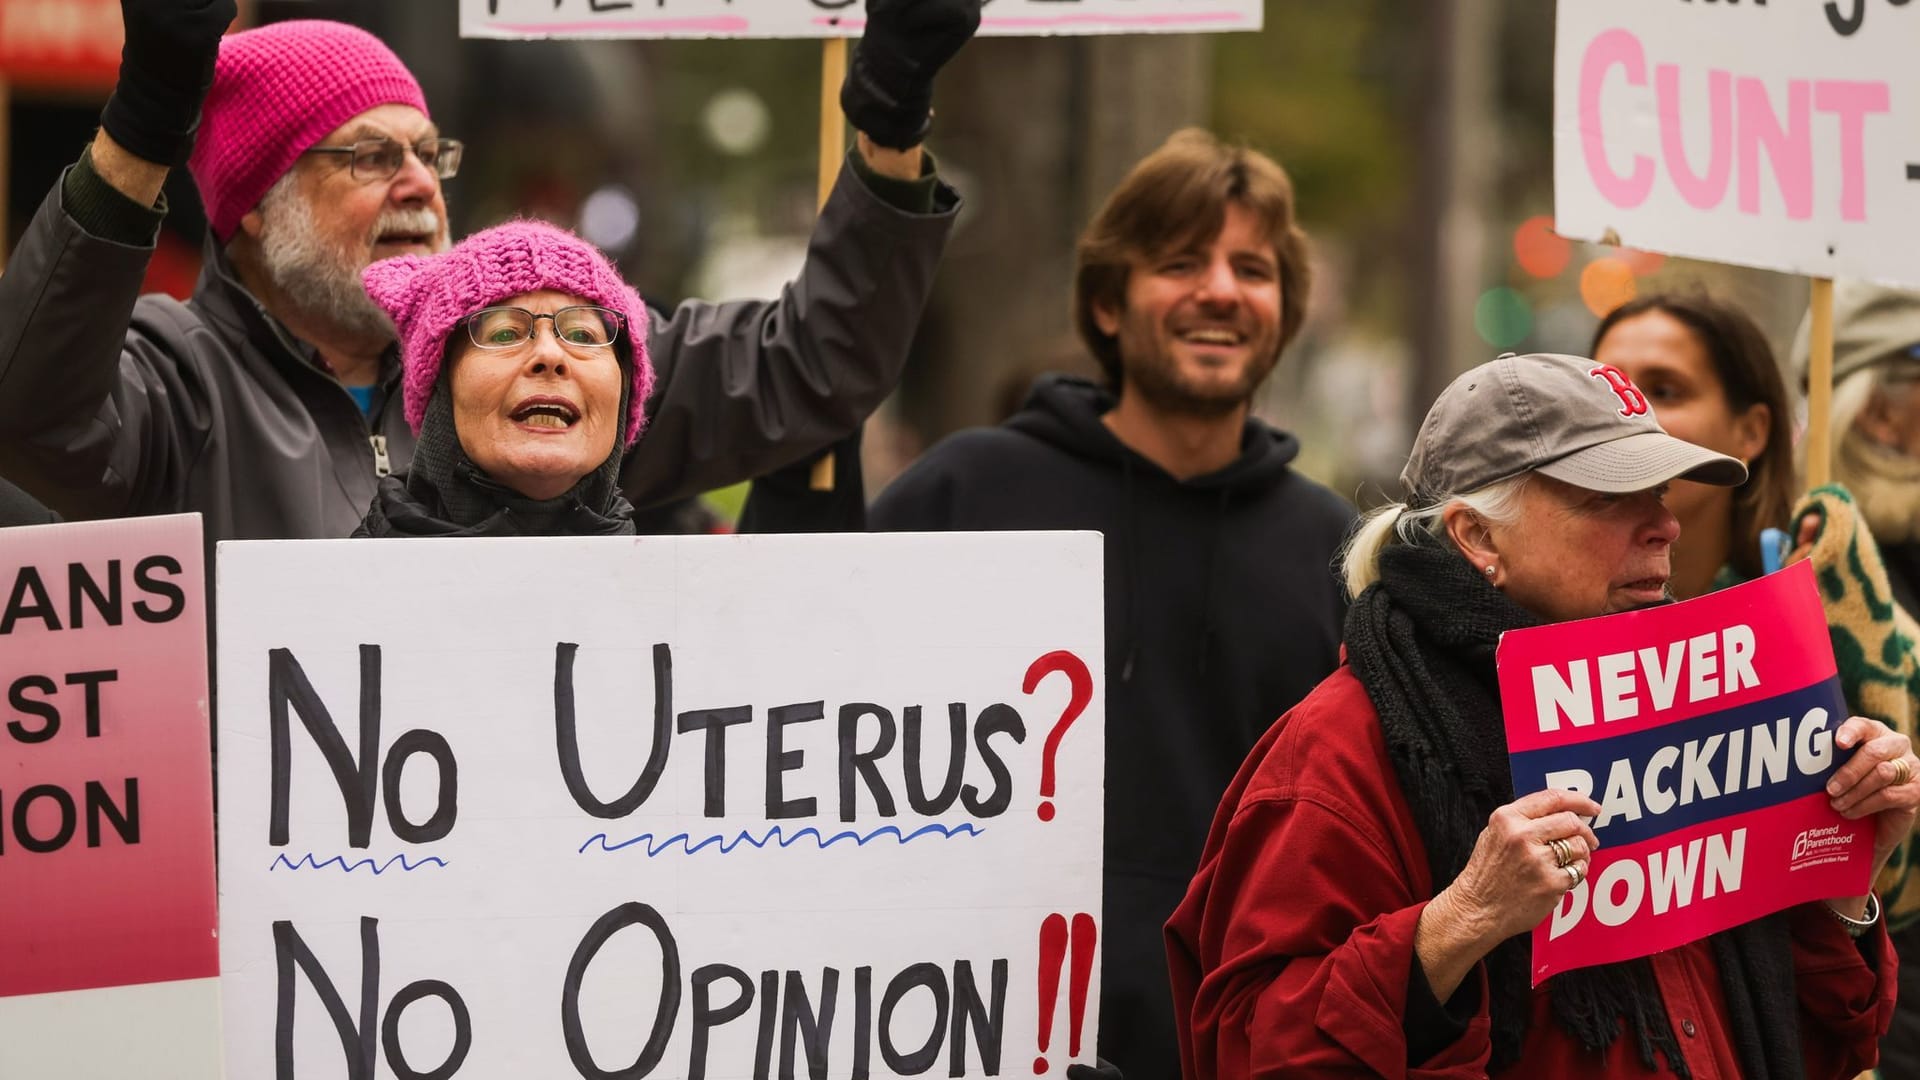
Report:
1894,758,1913,786
1549,837,1573,868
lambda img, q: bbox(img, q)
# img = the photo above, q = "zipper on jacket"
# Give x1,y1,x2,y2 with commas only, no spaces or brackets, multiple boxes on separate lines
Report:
370,434,392,477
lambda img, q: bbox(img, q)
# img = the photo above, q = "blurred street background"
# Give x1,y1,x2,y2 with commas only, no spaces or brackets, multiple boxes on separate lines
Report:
0,0,1811,509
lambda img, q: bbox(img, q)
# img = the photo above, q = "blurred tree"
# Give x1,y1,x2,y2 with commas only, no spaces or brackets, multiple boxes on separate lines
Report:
886,34,1221,436
1212,1,1412,251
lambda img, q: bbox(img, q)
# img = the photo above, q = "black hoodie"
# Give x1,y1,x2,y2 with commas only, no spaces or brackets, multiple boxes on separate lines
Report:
871,374,1356,1077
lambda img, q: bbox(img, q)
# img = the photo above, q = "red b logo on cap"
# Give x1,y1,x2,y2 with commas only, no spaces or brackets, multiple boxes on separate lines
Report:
1589,364,1650,417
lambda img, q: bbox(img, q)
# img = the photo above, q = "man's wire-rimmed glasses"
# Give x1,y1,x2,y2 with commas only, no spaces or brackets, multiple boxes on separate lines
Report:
303,137,464,182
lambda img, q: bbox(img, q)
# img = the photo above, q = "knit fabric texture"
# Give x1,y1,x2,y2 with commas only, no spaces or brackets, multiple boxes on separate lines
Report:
1787,484,1920,928
361,220,655,447
189,20,428,242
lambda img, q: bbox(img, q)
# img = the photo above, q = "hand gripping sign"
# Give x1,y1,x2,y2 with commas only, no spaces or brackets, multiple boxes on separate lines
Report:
217,531,1104,1079
1498,561,1872,984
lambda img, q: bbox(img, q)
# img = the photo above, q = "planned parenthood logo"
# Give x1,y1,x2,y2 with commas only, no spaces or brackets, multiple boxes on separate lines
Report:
1790,824,1859,872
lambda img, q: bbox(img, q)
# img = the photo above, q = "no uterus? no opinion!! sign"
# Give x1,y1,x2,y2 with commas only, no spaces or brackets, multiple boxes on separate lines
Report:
216,531,1106,1079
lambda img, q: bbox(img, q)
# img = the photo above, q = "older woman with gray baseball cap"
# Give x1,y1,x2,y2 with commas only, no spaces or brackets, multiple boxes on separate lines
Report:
1168,353,1912,1079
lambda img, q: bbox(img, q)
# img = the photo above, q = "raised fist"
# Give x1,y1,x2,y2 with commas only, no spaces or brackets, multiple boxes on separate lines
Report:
840,0,982,150
101,0,239,166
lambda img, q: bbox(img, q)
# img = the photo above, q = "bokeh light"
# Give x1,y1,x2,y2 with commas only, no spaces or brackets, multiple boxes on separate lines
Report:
579,185,640,252
1579,257,1638,318
1513,216,1572,279
1618,247,1667,275
702,88,772,156
1474,286,1533,348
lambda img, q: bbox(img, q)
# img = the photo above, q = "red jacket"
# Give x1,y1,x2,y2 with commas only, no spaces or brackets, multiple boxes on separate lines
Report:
1166,664,1897,1078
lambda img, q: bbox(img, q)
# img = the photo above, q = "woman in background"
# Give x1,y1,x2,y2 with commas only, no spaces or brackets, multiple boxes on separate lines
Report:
1595,291,1920,1076
1589,294,1793,595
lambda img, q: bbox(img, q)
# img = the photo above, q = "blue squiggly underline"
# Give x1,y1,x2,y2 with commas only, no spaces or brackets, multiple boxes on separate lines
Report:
270,852,448,874
578,821,984,857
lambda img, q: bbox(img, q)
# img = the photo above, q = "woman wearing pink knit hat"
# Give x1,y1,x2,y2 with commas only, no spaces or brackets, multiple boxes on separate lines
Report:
353,221,656,537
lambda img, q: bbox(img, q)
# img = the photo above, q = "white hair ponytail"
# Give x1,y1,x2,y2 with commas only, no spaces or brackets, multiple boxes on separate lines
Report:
1340,502,1408,598
1338,474,1533,599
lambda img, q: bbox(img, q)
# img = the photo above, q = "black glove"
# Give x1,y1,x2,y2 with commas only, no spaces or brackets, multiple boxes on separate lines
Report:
100,0,238,167
1065,1059,1125,1080
840,0,980,150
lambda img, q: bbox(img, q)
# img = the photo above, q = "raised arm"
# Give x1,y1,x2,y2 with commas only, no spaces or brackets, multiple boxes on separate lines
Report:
0,0,234,517
616,0,976,507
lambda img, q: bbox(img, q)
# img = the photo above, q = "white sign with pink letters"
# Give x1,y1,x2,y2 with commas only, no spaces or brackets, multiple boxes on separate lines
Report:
1555,0,1920,286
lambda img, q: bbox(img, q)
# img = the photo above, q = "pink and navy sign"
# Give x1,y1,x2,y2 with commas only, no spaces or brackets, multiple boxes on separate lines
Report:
1497,561,1872,985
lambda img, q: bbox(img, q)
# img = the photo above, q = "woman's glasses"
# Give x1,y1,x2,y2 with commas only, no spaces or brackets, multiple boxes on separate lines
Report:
461,306,623,350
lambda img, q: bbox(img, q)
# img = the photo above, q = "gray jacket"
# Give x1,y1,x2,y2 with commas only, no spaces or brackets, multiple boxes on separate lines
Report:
0,157,956,541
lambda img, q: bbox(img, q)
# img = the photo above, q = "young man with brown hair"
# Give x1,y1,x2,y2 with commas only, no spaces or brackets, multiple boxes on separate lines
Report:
871,128,1355,1077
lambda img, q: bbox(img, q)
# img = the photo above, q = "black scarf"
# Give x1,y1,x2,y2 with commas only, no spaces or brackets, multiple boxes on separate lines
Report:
1345,540,1801,1077
357,389,636,538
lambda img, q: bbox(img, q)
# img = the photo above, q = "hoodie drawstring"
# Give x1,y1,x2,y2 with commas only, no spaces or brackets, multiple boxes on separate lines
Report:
1198,488,1230,677
1120,457,1140,683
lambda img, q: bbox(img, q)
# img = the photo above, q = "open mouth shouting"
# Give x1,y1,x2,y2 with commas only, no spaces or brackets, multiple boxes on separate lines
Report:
510,395,581,432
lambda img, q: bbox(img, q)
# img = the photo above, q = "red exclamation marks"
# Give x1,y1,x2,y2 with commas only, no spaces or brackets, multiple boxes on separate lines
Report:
1067,912,1095,1057
1034,912,1098,1074
1034,914,1067,1074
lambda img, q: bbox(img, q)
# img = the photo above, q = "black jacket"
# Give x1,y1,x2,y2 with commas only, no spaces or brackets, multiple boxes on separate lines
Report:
870,374,1356,1078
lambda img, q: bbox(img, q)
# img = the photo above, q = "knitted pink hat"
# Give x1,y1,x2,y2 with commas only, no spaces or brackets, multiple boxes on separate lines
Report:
362,221,655,448
189,21,429,243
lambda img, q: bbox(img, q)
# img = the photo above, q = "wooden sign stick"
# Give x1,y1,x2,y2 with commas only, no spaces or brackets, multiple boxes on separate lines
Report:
1805,277,1836,490
807,38,850,494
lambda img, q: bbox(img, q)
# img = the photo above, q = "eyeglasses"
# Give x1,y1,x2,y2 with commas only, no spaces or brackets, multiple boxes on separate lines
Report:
462,306,623,350
303,137,464,182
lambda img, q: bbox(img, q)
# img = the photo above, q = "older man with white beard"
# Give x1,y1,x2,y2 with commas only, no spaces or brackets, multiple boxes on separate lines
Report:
0,0,972,542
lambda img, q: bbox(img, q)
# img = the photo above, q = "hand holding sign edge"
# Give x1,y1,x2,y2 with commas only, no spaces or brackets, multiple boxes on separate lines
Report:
1414,787,1603,1001
1823,715,1920,920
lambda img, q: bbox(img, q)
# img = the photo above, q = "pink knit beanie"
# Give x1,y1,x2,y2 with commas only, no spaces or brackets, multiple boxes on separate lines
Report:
189,20,429,243
362,221,655,448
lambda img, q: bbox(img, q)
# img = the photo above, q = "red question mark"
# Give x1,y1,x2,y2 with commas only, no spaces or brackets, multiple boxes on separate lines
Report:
1023,650,1093,822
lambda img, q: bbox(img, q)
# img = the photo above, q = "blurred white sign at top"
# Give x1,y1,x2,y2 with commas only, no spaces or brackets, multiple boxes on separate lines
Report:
1554,0,1920,287
461,0,1260,39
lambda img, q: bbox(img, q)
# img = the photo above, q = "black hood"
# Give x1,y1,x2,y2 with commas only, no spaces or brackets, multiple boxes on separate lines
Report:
1003,373,1303,492
999,373,1313,687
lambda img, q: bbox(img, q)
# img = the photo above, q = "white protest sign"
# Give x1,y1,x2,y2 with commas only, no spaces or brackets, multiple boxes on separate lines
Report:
217,532,1103,1079
1555,0,1920,287
462,0,1258,39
